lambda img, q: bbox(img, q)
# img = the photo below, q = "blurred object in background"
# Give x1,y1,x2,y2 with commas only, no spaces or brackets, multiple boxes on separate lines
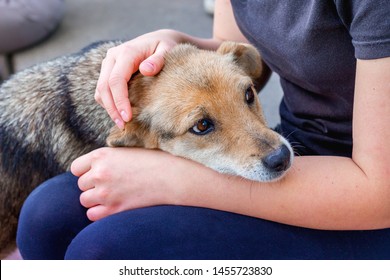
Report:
0,0,65,80
203,0,215,15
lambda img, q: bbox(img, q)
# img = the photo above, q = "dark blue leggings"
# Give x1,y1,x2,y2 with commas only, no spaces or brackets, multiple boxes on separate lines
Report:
17,172,390,260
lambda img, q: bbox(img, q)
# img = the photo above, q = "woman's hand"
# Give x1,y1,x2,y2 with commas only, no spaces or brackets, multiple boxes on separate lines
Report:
70,147,192,221
95,29,184,129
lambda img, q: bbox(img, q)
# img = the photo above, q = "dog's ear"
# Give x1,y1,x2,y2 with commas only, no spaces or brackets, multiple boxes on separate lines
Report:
106,107,158,149
217,41,271,91
107,72,159,149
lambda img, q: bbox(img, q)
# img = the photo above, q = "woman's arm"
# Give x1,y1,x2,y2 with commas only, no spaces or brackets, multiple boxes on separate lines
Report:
182,57,390,230
213,0,248,43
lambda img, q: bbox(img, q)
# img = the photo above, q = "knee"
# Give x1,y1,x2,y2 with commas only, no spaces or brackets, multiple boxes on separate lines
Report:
64,211,138,260
64,206,244,260
65,207,188,259
17,178,62,234
16,173,86,258
18,173,79,229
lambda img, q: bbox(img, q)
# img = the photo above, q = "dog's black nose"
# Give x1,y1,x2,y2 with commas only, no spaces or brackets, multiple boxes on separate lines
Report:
262,145,291,172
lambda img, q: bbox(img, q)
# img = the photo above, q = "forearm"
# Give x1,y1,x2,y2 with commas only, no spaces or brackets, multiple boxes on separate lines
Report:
176,155,390,230
173,58,390,231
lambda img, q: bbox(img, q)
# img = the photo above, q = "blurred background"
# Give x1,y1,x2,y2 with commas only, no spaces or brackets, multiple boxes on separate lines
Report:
0,0,282,129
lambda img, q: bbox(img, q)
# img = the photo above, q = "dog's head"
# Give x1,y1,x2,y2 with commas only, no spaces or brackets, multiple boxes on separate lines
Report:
107,42,293,182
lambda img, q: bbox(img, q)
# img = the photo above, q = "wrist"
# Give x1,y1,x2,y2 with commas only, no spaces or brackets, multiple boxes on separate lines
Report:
166,157,233,210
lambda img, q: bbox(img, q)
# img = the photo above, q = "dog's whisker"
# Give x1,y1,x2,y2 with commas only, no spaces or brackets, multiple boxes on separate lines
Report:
285,129,299,139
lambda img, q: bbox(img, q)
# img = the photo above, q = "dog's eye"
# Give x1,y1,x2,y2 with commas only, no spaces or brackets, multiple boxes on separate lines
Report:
245,87,255,104
190,119,214,135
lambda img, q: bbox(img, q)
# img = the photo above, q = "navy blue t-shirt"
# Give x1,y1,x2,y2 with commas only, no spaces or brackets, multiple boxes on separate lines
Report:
231,0,390,156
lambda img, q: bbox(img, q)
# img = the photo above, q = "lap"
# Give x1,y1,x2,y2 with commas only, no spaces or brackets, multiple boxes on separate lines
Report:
66,205,390,260
17,172,390,260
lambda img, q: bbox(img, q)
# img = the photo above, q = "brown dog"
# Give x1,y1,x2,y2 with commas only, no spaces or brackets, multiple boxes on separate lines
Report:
0,41,293,257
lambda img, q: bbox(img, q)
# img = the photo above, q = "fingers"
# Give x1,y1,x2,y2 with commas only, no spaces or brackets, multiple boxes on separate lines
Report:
95,47,135,128
70,151,94,177
139,40,177,76
95,31,180,129
94,55,115,107
80,190,114,221
79,188,98,208
86,205,111,221
76,172,93,192
139,43,167,76
95,57,125,130
78,178,112,221
99,84,126,130
108,52,135,122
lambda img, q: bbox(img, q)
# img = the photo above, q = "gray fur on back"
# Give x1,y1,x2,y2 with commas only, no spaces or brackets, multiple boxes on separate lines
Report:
0,41,121,255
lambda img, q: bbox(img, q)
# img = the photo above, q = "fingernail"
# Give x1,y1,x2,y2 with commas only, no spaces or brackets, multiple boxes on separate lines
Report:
115,119,124,130
142,61,155,73
120,110,129,122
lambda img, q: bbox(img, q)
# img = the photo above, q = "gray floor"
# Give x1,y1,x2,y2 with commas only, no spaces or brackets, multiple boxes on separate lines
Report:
2,0,282,127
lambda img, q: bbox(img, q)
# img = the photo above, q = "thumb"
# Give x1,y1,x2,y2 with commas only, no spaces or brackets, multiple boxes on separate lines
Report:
139,44,168,76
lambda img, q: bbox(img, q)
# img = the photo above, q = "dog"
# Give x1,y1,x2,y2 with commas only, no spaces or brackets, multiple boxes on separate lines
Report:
0,41,293,257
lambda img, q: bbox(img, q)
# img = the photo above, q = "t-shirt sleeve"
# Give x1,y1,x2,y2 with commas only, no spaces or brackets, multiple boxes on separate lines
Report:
334,0,390,59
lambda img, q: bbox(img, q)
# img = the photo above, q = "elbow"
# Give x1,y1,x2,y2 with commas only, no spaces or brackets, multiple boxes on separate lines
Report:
364,174,390,229
352,155,390,229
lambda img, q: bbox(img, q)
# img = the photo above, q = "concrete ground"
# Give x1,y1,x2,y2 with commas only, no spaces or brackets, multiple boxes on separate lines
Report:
2,0,283,260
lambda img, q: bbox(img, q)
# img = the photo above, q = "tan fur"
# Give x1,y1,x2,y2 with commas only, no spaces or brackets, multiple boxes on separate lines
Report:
0,41,292,257
109,42,292,180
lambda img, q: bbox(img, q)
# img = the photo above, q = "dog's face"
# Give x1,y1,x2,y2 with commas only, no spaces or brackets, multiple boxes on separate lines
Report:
107,42,293,182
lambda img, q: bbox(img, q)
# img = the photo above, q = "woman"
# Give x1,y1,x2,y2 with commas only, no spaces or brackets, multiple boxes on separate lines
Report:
17,0,390,259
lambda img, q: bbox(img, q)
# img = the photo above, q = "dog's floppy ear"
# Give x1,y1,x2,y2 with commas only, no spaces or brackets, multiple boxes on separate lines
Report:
107,72,159,149
217,41,271,91
106,107,158,149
